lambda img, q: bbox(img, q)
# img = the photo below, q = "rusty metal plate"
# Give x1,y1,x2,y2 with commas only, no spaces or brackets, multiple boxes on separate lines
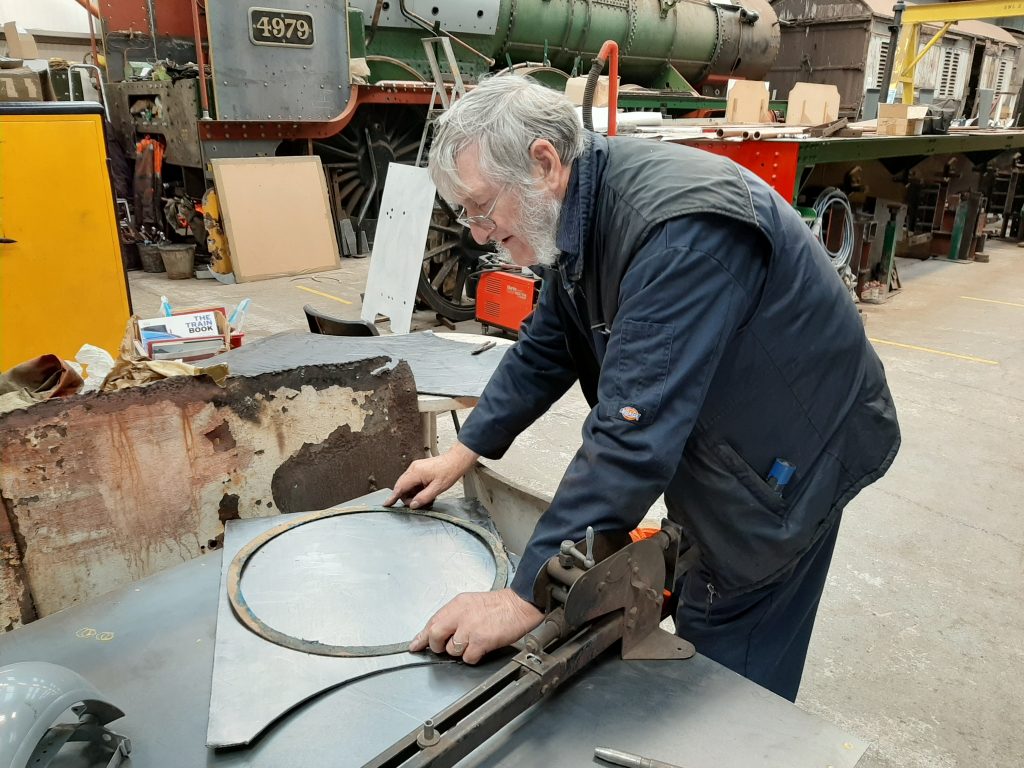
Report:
0,359,421,623
208,504,510,748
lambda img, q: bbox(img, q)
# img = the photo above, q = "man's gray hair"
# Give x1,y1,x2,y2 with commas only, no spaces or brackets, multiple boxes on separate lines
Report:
429,74,585,203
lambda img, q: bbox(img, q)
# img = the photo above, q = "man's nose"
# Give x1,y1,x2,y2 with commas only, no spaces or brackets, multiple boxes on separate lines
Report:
468,221,492,245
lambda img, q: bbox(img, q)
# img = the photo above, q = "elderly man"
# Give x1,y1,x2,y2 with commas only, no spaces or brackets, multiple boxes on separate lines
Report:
385,75,900,701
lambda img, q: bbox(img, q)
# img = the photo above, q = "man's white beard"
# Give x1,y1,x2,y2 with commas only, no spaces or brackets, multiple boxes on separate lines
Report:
493,184,562,267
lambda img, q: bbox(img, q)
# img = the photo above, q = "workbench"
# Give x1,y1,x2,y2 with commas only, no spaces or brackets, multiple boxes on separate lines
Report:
0,497,869,768
680,130,1024,202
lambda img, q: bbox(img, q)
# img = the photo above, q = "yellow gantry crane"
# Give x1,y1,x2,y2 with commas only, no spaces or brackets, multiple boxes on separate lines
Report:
888,0,1024,104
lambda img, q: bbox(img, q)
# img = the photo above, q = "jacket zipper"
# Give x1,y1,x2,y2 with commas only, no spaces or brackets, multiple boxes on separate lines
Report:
705,583,718,623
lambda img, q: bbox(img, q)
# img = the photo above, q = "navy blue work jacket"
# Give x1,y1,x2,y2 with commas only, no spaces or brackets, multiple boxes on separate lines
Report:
458,134,900,603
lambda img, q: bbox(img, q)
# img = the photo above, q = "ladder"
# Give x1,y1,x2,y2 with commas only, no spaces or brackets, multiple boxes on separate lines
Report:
415,36,466,168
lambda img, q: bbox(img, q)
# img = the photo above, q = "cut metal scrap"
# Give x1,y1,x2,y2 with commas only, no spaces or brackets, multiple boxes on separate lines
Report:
227,505,510,657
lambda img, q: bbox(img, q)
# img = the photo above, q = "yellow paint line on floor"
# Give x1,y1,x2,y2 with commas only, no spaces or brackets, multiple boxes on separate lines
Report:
295,285,353,305
869,338,999,366
960,295,1024,309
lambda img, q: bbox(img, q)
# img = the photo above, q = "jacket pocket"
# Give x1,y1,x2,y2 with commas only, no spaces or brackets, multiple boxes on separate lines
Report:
708,439,787,517
613,319,673,425
666,432,807,595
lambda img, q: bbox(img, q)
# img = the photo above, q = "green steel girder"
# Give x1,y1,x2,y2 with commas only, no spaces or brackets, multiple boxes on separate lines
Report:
793,132,1024,200
795,133,1024,167
617,92,789,115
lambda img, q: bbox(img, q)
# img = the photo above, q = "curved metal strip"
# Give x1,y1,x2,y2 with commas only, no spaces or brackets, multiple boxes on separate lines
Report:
227,505,510,657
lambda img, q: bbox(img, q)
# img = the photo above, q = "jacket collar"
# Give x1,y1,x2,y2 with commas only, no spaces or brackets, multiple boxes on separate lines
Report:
554,132,604,285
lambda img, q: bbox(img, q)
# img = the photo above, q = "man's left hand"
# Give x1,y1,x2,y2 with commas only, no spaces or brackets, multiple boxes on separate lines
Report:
410,588,544,665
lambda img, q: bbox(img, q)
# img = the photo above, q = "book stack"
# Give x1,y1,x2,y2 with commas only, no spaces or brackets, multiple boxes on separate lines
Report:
136,309,230,362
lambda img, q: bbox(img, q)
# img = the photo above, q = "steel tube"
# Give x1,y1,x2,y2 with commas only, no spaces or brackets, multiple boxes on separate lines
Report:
601,40,619,137
87,10,98,67
190,0,211,119
145,0,158,61
72,0,100,18
877,0,904,105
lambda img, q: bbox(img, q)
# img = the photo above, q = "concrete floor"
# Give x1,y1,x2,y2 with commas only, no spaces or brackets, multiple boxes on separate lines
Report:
129,242,1024,767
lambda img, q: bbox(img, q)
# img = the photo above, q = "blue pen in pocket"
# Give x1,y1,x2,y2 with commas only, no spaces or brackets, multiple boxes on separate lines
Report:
766,458,795,494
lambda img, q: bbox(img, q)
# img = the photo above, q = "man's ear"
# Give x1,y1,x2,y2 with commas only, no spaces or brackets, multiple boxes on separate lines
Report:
530,139,563,192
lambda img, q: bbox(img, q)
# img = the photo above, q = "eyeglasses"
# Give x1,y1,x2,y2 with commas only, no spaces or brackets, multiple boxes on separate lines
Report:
455,187,506,233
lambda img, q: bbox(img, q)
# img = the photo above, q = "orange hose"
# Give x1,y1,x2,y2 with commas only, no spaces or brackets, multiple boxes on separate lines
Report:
597,40,619,136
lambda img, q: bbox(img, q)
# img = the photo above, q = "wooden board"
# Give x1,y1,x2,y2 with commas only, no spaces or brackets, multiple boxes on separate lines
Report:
726,80,771,124
211,156,341,282
0,360,421,627
785,83,841,126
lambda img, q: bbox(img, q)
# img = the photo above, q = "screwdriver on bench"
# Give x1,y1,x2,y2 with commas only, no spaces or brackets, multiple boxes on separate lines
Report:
595,746,685,768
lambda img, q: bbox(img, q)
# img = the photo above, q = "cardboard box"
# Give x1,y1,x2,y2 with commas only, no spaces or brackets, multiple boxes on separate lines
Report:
0,67,43,102
877,104,929,136
3,22,39,59
565,75,618,107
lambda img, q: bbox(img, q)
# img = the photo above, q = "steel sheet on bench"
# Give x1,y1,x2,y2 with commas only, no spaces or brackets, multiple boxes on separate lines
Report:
200,330,507,398
0,497,868,768
207,506,505,747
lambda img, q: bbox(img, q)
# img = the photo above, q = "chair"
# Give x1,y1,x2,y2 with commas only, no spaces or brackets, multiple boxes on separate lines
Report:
303,304,379,337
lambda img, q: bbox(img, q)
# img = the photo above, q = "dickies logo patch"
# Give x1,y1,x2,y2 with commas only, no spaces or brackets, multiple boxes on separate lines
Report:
619,406,641,423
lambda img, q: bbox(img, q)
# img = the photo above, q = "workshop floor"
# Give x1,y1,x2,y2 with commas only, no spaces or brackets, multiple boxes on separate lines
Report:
128,242,1024,768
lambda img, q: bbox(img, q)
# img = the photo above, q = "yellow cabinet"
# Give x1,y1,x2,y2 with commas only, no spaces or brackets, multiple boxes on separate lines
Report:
0,104,130,369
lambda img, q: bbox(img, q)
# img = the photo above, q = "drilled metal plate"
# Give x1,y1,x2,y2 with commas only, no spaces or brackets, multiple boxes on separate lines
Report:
208,504,510,748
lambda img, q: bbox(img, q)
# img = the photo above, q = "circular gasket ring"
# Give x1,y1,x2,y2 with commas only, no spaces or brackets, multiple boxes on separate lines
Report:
227,505,510,657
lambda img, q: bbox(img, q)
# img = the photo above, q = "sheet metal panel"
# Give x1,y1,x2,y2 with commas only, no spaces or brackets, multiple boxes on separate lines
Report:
200,330,508,399
208,506,507,746
0,494,867,767
99,0,198,38
360,164,437,334
773,22,872,113
206,0,351,121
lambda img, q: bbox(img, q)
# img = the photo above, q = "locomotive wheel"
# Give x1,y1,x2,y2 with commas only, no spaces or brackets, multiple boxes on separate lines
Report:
418,199,493,322
303,105,481,323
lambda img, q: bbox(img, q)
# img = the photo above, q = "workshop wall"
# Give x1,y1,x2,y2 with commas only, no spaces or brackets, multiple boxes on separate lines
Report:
0,358,420,629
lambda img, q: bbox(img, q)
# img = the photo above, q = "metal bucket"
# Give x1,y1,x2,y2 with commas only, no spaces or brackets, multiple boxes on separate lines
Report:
138,243,165,273
159,243,196,280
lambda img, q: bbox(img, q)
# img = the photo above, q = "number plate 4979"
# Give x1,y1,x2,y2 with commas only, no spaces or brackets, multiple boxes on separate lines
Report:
249,7,315,48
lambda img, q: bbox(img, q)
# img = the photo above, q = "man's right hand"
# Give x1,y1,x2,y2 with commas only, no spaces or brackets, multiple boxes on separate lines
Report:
383,441,480,510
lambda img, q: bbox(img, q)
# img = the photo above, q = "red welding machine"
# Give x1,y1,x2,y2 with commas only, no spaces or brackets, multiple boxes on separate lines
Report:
475,269,539,335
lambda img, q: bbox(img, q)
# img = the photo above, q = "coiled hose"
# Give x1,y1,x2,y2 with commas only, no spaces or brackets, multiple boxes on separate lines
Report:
581,40,618,135
581,58,604,132
811,187,854,272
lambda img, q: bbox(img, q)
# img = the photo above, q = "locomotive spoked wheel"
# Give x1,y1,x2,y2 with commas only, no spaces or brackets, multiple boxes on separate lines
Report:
419,198,493,321
301,105,485,322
